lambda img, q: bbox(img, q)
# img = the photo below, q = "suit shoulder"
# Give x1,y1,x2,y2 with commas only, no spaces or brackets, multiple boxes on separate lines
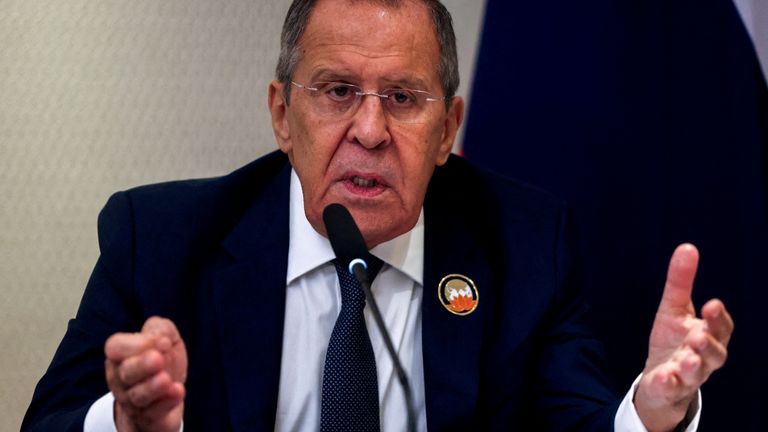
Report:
100,151,289,244
122,151,288,209
430,154,565,222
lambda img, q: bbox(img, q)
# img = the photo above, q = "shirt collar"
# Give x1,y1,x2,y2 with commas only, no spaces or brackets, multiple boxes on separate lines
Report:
286,169,424,286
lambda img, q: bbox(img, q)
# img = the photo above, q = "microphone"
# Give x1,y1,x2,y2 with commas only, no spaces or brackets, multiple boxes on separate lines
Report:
322,203,417,432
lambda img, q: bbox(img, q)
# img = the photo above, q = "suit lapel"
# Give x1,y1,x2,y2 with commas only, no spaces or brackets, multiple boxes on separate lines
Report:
422,159,491,431
212,164,291,431
209,154,494,430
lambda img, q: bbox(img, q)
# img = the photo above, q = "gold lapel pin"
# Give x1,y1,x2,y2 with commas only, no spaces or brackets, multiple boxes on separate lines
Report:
438,274,479,316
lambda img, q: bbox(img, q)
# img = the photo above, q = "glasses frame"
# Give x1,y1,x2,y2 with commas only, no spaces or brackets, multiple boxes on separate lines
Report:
289,80,446,123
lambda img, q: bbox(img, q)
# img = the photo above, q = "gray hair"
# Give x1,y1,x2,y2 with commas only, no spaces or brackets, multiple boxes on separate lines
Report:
276,0,459,109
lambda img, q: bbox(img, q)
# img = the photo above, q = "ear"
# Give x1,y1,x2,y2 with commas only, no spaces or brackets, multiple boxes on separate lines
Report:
435,96,465,166
268,80,292,154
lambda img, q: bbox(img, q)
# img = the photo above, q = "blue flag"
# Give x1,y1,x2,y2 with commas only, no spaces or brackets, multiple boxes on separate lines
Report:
463,0,767,429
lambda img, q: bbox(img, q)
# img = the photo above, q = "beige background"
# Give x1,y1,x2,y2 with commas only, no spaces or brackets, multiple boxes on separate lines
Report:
734,0,768,78
0,0,486,429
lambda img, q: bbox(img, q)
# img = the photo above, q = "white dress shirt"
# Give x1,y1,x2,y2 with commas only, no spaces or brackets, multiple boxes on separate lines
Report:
274,170,427,432
84,169,700,431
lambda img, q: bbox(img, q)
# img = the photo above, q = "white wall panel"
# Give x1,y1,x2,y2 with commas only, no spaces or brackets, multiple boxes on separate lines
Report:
733,0,768,79
0,1,486,428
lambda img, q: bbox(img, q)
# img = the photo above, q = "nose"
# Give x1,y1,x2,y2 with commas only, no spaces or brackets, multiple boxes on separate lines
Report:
347,94,391,149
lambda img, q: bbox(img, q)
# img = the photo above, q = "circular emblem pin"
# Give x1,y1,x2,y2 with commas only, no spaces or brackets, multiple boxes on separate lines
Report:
438,274,479,316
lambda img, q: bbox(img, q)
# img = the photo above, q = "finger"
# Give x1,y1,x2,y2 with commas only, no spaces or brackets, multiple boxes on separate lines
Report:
105,332,157,361
651,357,703,407
117,349,165,387
124,371,176,408
106,359,129,400
134,382,185,425
143,316,181,341
702,299,734,345
675,347,705,389
686,326,728,372
698,337,728,374
645,362,683,403
142,316,182,349
659,243,699,312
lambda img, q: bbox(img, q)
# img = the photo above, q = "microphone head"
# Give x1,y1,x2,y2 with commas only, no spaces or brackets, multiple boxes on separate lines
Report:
323,203,368,269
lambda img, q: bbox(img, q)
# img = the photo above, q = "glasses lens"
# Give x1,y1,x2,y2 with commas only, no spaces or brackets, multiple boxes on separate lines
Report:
300,81,441,124
308,82,359,116
381,88,430,123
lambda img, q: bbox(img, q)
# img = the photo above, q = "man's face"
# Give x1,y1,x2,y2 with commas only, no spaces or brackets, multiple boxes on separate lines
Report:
269,0,463,248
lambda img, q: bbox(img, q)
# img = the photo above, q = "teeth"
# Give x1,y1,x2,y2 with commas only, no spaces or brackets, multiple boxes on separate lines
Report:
353,177,378,187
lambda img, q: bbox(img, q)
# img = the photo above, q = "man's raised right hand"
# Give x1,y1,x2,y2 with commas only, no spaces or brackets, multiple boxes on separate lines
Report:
105,316,187,432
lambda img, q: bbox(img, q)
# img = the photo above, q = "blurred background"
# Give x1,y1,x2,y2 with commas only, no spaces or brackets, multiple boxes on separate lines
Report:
462,0,767,431
1,0,765,430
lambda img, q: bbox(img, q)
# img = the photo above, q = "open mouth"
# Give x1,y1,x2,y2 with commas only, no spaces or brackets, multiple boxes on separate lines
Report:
352,176,379,188
342,173,388,198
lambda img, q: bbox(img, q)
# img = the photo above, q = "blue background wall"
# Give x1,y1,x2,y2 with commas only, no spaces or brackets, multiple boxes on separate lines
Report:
463,0,767,429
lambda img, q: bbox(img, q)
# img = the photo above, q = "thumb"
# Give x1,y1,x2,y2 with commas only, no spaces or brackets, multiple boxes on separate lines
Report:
142,316,182,348
142,316,188,383
659,243,699,313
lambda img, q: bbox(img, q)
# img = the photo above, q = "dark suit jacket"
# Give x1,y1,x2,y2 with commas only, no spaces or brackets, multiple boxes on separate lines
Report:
23,151,620,431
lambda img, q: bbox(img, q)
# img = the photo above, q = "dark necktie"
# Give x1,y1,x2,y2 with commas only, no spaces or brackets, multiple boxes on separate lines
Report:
321,255,384,432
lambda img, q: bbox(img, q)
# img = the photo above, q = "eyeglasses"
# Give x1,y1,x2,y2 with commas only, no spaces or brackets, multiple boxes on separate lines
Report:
290,81,445,124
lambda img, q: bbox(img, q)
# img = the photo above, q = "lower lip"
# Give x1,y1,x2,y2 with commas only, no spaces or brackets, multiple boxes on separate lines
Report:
342,179,388,198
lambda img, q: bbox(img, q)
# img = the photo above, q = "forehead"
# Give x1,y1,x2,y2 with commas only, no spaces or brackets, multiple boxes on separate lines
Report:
295,0,441,86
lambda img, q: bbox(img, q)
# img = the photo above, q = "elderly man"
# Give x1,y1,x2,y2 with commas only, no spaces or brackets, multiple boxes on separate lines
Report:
23,0,732,431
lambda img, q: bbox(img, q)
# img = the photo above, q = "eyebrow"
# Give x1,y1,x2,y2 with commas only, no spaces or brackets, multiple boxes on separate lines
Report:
309,68,359,84
308,68,433,92
381,75,432,91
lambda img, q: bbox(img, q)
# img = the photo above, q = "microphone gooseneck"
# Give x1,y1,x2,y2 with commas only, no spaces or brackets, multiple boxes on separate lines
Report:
322,203,417,432
323,203,369,273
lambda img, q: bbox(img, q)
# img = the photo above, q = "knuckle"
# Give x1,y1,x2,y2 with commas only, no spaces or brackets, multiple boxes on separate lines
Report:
142,316,165,331
118,364,134,384
104,334,122,357
113,390,129,405
145,349,165,370
105,360,116,379
127,387,150,408
717,351,728,368
143,315,178,337
106,368,126,393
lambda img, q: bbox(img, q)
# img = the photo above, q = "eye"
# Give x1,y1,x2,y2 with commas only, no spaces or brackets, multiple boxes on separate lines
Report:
320,83,358,102
385,89,417,107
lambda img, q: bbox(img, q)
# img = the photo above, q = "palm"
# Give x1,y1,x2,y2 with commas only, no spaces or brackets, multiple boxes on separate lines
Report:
646,299,696,371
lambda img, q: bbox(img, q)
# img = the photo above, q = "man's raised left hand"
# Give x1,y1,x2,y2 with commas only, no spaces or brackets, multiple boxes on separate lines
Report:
634,243,734,432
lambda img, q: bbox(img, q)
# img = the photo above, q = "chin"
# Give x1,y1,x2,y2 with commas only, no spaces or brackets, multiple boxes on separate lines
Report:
310,193,418,248
353,210,415,249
